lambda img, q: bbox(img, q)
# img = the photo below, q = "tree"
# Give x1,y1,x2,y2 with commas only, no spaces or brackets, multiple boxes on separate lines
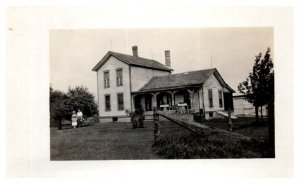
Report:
50,85,98,129
238,48,274,123
50,86,67,129
64,86,98,120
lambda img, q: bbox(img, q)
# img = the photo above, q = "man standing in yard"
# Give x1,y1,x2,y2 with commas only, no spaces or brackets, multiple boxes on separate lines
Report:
77,109,83,127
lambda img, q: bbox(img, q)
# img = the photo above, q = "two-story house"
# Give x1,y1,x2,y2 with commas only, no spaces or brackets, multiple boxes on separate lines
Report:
92,46,234,122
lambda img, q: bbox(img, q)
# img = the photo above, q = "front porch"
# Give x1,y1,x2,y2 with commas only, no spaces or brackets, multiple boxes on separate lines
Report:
131,85,234,120
132,86,204,117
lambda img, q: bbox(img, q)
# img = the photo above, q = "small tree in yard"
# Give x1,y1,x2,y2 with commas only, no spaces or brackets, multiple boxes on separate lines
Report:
238,48,274,146
238,48,274,122
64,86,98,121
50,86,98,129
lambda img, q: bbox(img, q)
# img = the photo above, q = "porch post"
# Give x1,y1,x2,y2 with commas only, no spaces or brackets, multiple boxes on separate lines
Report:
171,91,177,110
131,94,136,112
169,91,176,110
152,92,158,109
197,88,201,111
188,89,194,113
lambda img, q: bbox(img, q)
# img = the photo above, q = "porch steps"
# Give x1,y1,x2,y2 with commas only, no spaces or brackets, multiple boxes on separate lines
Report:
216,111,238,119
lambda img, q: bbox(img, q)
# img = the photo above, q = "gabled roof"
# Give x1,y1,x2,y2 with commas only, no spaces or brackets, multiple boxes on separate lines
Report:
138,68,235,93
92,51,172,72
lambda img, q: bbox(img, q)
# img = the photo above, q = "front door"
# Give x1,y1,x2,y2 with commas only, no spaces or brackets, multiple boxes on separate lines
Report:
145,94,152,111
134,96,141,109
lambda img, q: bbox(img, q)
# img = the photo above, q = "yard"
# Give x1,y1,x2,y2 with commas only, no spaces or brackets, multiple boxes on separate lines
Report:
50,117,274,160
51,120,160,160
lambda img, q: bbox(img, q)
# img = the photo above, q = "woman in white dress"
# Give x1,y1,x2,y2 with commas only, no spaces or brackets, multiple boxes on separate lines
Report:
71,111,77,128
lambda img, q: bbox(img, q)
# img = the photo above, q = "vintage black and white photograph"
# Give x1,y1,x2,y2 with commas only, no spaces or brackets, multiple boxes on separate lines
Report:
5,4,295,179
50,28,275,160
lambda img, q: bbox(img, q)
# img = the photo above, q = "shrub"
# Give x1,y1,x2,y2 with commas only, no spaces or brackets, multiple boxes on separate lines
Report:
50,87,67,128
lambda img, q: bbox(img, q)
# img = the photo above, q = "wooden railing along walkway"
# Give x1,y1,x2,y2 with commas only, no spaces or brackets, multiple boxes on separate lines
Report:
152,109,251,143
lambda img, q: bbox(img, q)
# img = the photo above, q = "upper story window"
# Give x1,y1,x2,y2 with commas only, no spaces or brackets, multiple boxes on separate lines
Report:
104,71,110,88
218,90,223,108
208,89,213,108
116,68,123,86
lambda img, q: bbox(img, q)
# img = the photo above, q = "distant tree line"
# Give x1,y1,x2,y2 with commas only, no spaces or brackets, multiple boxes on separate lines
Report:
50,85,98,129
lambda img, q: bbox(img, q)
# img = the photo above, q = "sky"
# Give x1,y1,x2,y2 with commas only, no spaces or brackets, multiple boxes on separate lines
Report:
50,28,273,99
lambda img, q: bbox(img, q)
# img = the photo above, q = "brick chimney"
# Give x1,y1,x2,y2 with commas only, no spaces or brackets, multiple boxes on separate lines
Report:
132,46,138,57
165,50,171,68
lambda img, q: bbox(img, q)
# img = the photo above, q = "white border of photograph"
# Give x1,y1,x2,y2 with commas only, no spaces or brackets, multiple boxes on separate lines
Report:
2,1,297,182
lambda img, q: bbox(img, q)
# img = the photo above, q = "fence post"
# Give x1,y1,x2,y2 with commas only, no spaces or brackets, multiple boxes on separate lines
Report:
153,108,160,142
228,108,232,132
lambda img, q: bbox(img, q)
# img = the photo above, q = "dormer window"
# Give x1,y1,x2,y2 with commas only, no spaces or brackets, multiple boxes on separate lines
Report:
104,71,110,88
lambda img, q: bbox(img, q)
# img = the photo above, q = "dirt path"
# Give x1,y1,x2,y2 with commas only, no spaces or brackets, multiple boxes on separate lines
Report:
51,121,161,160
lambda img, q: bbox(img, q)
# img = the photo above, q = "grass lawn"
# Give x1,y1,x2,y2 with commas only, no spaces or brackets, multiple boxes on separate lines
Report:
51,120,161,160
153,118,275,159
51,118,274,160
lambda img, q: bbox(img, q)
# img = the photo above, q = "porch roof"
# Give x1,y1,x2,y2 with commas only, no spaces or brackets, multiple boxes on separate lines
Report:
135,69,214,93
135,68,235,93
132,84,203,94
